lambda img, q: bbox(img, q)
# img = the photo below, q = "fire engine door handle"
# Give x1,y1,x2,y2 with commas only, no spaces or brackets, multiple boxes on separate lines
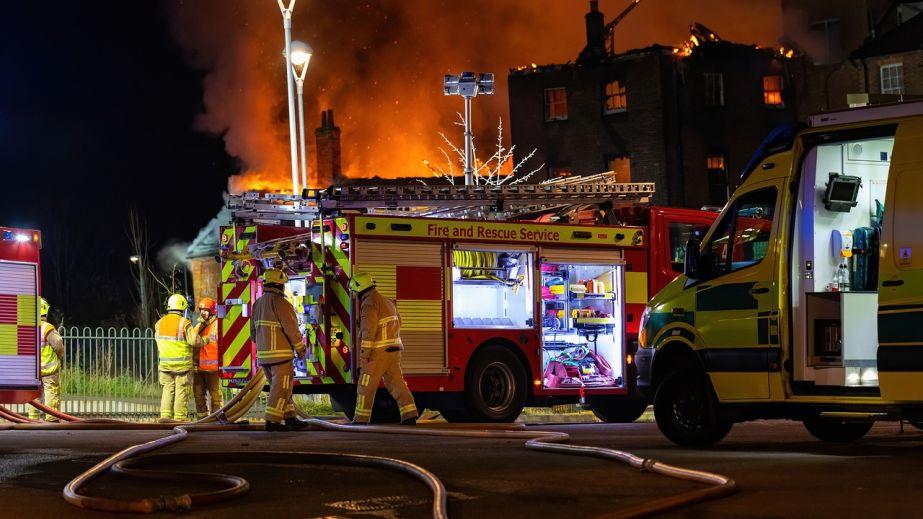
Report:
748,287,769,295
882,279,904,287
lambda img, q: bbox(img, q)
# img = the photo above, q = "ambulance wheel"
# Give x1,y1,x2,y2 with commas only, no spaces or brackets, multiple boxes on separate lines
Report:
588,397,649,423
464,345,527,423
654,368,732,446
802,418,873,443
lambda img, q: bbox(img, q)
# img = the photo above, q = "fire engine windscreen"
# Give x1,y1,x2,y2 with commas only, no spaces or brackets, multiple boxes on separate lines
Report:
541,263,625,389
451,249,534,329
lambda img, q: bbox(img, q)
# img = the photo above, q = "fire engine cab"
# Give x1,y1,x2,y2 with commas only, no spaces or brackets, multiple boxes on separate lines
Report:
218,178,715,422
0,226,43,404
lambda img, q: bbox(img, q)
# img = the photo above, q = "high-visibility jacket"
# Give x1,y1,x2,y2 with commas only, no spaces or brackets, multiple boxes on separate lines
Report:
358,288,402,350
197,317,219,372
251,286,304,365
154,312,200,372
40,321,63,376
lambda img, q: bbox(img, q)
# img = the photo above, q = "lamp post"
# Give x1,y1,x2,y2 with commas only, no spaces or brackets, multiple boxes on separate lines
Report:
291,40,313,191
277,0,300,199
443,72,494,186
129,255,148,328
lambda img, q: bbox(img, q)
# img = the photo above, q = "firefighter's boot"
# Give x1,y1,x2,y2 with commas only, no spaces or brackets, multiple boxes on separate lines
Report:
265,421,292,432
285,417,310,430
400,417,417,426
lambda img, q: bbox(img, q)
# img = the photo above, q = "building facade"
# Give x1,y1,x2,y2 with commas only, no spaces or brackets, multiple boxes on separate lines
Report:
508,2,800,208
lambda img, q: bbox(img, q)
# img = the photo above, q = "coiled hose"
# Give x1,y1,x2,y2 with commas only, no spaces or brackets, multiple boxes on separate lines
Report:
2,370,737,518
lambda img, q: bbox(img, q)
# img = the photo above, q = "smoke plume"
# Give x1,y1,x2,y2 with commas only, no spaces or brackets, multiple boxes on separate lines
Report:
168,0,782,192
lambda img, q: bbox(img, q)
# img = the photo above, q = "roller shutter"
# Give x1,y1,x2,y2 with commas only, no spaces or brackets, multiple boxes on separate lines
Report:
0,262,39,389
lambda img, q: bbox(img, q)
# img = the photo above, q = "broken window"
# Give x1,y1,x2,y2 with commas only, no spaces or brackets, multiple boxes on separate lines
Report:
604,80,627,113
544,87,568,121
704,72,724,107
763,75,784,107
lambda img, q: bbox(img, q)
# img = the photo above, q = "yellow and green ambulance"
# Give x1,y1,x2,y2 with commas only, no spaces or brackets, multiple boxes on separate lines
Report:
636,101,923,445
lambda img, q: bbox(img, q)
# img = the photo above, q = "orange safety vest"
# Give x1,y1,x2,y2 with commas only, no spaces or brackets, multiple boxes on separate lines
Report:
198,318,219,372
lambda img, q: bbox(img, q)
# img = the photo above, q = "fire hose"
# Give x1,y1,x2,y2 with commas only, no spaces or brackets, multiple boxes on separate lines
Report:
2,371,738,518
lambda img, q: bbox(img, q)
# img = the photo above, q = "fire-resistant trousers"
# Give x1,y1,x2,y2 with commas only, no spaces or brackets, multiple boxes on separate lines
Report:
354,347,418,423
193,370,222,419
27,372,60,421
263,361,296,423
159,370,190,421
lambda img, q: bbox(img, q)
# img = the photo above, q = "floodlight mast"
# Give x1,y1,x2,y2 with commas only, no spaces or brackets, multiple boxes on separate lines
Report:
444,72,494,186
278,0,301,224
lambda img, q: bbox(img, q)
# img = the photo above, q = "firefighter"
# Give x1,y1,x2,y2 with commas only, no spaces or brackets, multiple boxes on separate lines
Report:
192,297,222,420
28,298,64,422
350,271,418,425
154,294,202,423
251,268,309,432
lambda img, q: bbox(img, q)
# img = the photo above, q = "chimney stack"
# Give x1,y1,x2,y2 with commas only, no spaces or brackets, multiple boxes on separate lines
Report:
578,0,607,64
315,109,342,188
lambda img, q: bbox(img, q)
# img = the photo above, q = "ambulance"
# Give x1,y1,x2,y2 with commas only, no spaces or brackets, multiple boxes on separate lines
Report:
637,101,923,445
0,226,43,404
218,182,715,423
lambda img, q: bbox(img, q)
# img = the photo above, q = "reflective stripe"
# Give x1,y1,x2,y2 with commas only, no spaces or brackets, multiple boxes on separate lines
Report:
399,404,417,414
158,356,188,362
378,316,399,325
257,350,293,358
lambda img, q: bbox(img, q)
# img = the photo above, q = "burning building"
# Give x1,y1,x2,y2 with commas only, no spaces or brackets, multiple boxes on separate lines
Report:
508,1,801,208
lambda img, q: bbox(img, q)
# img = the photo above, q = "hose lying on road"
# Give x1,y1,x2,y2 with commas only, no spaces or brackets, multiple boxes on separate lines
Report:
3,369,737,518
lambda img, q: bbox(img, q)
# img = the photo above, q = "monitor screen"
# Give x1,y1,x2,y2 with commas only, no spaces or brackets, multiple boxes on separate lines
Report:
829,180,858,202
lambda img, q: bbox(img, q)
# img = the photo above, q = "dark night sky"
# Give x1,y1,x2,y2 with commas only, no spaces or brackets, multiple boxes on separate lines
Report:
0,2,233,325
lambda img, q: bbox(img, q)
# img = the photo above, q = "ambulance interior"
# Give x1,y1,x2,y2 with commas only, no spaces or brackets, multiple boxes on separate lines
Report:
450,248,625,389
791,135,893,390
539,263,625,389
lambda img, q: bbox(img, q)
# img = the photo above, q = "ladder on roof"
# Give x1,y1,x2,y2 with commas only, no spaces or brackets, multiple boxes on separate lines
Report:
226,173,655,224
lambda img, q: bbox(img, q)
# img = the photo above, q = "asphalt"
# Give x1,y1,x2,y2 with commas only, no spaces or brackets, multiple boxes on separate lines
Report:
2,420,923,518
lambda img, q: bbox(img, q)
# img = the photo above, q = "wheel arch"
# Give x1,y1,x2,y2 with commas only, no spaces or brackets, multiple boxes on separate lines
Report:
651,340,706,391
468,337,534,395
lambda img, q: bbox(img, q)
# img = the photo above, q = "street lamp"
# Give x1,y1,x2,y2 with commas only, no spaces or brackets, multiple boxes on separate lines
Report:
444,72,494,186
291,40,313,192
129,255,147,328
276,0,301,199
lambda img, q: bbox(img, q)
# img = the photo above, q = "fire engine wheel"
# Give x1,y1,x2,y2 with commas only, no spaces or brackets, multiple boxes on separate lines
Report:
464,345,527,423
588,396,649,423
654,368,732,446
802,418,873,443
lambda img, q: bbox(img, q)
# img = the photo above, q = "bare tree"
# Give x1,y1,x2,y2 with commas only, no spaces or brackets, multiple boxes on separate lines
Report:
423,115,544,186
126,207,160,329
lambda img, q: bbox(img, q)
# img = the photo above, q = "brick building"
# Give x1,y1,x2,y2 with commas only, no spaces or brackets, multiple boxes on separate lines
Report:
508,1,800,208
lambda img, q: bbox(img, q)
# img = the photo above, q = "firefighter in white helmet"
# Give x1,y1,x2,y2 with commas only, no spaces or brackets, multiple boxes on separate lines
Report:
251,268,310,432
154,294,203,423
350,271,418,425
28,298,64,422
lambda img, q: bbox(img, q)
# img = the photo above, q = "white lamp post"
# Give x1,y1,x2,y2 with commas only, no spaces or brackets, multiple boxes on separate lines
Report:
444,72,494,186
277,0,300,199
291,40,313,191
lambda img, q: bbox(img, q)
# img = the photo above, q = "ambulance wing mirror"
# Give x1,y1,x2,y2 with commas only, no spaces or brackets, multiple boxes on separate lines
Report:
684,236,703,280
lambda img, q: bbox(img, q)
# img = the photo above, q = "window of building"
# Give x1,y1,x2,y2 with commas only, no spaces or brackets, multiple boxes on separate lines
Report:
544,87,568,121
604,80,627,113
707,154,728,205
549,167,573,179
704,73,724,107
606,156,631,183
763,75,784,106
880,63,904,94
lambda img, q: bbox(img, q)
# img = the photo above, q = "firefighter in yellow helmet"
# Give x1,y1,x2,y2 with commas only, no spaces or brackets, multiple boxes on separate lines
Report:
251,268,309,432
350,271,418,425
192,297,222,420
154,294,203,423
28,298,64,422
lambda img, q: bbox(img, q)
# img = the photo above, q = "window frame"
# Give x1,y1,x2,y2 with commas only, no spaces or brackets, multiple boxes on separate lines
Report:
762,75,784,107
701,186,779,279
603,79,628,114
704,72,725,107
706,153,729,204
880,63,904,95
544,87,569,122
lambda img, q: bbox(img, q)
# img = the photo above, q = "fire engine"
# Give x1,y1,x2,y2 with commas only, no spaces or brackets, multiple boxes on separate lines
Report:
0,226,43,404
217,177,716,422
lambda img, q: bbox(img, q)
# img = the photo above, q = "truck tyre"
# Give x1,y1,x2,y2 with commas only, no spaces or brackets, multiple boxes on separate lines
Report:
802,418,873,443
464,345,527,422
588,396,649,423
654,368,732,446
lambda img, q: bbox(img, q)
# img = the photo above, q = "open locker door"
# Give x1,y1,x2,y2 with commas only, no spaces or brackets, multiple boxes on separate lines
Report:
879,118,923,401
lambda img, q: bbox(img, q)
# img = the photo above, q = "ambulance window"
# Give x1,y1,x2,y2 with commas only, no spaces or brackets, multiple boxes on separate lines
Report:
704,213,733,276
728,188,777,271
669,222,710,273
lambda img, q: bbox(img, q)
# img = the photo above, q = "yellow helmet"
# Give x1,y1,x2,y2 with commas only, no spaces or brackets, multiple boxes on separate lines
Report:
261,268,288,286
349,271,376,293
39,297,50,317
167,294,189,312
